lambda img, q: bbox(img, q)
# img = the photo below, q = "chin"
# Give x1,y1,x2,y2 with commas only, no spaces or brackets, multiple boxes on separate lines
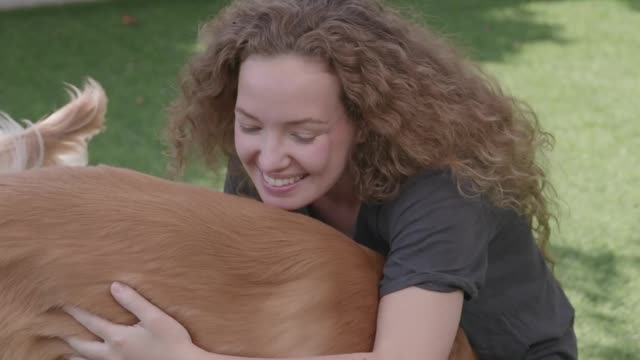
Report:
260,195,307,211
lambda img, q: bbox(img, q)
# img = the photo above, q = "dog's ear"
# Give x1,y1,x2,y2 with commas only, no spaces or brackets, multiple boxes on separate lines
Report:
38,77,108,167
0,78,108,174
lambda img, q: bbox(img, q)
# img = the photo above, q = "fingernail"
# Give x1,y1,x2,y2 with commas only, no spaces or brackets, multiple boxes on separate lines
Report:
112,281,124,293
65,356,84,360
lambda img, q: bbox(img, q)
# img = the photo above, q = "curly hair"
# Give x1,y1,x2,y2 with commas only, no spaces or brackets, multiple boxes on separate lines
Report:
165,0,558,264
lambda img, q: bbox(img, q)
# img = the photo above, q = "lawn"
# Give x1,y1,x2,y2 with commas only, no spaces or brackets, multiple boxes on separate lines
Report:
1,0,638,358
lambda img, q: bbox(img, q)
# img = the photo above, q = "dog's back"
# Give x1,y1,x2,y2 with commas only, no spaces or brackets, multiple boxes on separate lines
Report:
0,164,384,359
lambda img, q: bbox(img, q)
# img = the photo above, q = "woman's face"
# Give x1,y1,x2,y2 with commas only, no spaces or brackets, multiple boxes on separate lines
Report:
234,54,356,210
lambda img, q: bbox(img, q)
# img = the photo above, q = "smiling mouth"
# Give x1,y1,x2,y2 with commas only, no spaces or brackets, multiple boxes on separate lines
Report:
261,172,307,187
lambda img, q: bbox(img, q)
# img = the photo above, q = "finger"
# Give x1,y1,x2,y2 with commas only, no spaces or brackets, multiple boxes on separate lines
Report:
63,305,119,340
64,336,109,360
110,282,167,325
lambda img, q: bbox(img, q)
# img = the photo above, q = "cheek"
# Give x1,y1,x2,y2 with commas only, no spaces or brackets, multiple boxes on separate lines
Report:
234,132,257,164
296,141,337,175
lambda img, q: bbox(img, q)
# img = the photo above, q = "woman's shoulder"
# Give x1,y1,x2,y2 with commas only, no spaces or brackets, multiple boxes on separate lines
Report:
378,167,501,225
355,168,503,300
359,168,526,266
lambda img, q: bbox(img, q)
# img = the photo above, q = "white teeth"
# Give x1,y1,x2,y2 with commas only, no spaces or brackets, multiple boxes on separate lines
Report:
262,173,304,187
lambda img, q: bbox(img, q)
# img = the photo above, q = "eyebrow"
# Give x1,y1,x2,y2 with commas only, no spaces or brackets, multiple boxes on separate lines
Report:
235,107,327,126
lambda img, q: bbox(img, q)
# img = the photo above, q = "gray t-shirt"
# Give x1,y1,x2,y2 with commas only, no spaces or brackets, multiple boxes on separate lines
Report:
223,161,577,359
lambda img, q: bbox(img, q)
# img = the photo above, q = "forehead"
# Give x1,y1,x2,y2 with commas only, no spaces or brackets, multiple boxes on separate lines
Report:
235,54,343,123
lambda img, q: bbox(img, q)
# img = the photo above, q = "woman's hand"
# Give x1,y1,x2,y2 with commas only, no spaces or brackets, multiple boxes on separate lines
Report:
63,282,205,360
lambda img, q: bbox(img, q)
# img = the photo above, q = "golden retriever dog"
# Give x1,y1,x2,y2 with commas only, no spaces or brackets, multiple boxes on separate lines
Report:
0,80,476,360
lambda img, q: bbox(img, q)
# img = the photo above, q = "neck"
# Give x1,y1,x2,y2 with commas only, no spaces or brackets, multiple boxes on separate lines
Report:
310,172,361,237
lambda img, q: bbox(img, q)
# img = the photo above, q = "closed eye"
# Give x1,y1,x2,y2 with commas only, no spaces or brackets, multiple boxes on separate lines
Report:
239,125,261,134
291,132,316,144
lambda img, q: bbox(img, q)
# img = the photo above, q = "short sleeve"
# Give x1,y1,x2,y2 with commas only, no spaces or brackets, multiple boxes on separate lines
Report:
378,171,497,300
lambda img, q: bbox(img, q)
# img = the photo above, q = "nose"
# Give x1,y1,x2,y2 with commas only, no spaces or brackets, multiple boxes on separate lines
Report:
257,134,289,173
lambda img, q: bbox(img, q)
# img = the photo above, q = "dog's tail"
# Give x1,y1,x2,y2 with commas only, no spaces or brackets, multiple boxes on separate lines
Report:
0,78,107,174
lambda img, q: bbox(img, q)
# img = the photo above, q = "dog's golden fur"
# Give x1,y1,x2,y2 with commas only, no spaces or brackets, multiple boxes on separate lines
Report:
0,164,384,359
0,80,476,360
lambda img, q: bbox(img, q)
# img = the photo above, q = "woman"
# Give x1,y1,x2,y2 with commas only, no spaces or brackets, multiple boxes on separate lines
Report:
63,0,577,359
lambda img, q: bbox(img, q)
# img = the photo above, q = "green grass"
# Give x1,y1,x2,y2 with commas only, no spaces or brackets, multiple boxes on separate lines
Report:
1,0,638,358
0,0,228,184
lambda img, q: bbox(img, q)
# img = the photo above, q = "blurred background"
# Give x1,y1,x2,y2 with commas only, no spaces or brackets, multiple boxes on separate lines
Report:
1,0,638,358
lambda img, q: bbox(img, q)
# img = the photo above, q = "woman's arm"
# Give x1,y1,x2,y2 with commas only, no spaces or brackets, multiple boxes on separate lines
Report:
374,286,464,360
64,282,463,360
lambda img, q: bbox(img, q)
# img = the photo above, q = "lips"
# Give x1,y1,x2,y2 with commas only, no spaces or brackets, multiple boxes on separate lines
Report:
262,172,306,187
